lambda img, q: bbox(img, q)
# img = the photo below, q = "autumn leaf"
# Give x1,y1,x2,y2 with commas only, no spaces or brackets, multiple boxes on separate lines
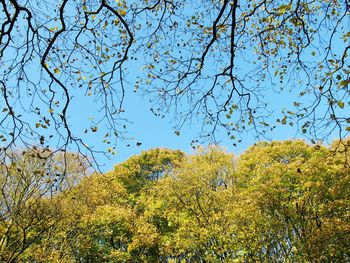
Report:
337,101,345,109
119,9,126,16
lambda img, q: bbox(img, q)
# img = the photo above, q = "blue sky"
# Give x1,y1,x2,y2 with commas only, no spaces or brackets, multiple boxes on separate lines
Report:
81,82,300,171
1,0,348,173
65,52,302,171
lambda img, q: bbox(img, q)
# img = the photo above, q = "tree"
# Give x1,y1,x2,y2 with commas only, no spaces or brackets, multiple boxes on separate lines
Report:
0,0,349,166
235,140,350,261
7,142,349,261
142,141,350,261
0,149,87,262
141,146,238,261
20,148,184,262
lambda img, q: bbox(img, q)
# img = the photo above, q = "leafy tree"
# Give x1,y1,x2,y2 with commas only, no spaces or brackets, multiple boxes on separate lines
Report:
3,142,350,262
113,148,185,196
235,140,350,261
0,149,87,262
140,142,350,261
141,146,238,261
23,148,184,262
1,0,349,166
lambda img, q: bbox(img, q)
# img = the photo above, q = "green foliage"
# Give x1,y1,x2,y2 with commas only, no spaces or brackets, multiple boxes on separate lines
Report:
112,148,185,196
2,143,350,262
141,146,237,261
0,150,86,262
235,141,350,261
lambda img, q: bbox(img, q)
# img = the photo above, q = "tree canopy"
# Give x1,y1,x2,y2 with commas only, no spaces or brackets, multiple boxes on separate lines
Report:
0,149,87,262
0,0,349,166
1,140,349,262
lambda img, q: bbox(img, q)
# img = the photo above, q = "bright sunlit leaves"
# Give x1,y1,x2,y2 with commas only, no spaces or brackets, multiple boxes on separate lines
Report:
3,141,348,261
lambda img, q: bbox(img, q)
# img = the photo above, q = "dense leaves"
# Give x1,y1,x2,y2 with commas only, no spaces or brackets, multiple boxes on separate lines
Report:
1,141,349,262
0,149,87,262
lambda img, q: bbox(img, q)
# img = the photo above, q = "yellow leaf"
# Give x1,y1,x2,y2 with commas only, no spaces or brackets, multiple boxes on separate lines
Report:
119,9,126,16
49,26,58,32
54,68,60,74
337,101,345,109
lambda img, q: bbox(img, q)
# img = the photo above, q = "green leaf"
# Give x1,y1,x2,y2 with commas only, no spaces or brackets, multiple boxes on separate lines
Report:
339,80,349,87
337,101,345,109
